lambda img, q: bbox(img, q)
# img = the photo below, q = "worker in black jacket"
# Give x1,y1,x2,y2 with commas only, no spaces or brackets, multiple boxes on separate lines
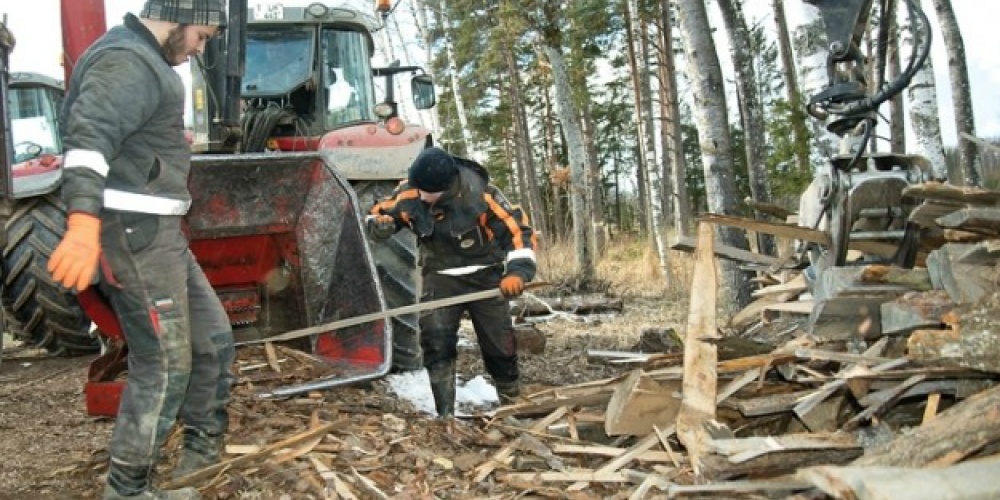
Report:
369,147,537,417
48,1,232,498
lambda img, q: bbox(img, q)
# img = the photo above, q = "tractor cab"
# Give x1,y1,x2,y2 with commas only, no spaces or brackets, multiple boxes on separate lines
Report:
224,4,435,152
5,72,65,197
8,73,63,162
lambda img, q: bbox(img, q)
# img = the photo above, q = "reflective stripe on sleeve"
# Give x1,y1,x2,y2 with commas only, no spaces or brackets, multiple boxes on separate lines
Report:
506,248,536,263
104,189,191,215
64,149,110,177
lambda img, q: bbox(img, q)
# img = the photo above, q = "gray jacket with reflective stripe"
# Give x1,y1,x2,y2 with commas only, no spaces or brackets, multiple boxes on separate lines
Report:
60,14,190,216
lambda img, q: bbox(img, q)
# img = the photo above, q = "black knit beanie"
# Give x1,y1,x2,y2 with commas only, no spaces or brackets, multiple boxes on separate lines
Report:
408,147,458,192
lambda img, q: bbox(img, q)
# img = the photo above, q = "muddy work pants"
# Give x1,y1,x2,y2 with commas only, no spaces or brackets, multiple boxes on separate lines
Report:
98,213,235,495
420,268,518,387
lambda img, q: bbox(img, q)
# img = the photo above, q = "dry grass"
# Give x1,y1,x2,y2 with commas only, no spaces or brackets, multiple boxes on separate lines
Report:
536,234,695,301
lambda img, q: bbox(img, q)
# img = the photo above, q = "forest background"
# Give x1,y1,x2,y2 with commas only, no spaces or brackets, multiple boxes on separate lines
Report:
5,0,998,312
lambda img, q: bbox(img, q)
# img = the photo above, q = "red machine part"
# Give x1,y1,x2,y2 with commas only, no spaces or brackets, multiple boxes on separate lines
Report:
60,0,107,86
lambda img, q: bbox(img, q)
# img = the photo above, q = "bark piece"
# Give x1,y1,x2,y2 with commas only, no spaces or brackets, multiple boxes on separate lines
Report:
908,328,1000,373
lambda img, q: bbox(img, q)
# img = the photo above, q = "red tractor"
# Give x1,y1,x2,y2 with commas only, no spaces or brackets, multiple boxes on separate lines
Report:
0,1,435,403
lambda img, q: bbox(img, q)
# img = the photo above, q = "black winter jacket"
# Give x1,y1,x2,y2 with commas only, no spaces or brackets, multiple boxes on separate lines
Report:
371,160,537,282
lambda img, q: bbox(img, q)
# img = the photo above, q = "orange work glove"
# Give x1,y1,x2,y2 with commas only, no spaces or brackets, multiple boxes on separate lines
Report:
366,214,396,240
47,212,101,291
499,274,525,297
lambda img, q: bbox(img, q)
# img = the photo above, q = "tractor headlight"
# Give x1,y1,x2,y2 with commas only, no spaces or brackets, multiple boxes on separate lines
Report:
373,102,395,118
306,3,329,17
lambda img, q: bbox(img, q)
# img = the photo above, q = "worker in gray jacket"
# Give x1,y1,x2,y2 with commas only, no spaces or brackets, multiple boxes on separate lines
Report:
48,1,232,498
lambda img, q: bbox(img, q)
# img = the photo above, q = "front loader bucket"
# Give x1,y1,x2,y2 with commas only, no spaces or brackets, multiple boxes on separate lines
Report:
187,151,391,389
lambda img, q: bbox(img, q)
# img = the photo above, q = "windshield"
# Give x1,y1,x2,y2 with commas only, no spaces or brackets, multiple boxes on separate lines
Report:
244,28,314,97
9,85,62,162
320,28,375,127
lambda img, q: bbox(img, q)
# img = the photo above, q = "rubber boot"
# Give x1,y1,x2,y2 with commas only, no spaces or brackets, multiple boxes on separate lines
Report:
495,379,520,405
172,428,223,480
426,360,456,418
105,460,200,499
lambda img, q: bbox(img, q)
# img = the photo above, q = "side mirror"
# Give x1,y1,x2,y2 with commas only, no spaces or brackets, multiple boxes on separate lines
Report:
411,74,436,110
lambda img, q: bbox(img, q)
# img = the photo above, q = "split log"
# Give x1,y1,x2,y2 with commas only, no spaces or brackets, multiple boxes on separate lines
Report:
671,235,785,267
675,222,719,477
856,265,932,291
800,459,1000,500
852,383,1000,467
743,197,796,220
908,292,1000,373
604,370,681,437
927,244,996,304
880,290,954,336
902,182,1000,206
936,207,1000,235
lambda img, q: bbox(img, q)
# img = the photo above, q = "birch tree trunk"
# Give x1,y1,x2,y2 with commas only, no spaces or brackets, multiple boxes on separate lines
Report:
542,43,595,282
717,0,777,257
625,0,668,279
675,0,753,313
438,0,477,157
772,0,810,175
899,1,948,180
887,13,906,154
409,0,441,131
659,0,692,237
931,0,981,186
787,0,838,164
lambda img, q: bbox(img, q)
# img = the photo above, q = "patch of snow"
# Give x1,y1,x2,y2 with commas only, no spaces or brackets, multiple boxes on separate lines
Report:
385,369,501,417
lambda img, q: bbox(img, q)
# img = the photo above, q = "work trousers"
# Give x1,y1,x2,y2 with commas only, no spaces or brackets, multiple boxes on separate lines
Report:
98,213,234,479
420,267,518,384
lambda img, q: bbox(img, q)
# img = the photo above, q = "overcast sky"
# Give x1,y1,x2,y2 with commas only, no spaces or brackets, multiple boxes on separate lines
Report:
4,0,996,146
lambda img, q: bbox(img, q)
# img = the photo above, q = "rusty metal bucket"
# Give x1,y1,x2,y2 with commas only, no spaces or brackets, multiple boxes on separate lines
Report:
186,151,391,391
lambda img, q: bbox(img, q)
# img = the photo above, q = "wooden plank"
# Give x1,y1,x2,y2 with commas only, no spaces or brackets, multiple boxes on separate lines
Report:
922,392,941,424
722,389,818,417
709,433,860,464
752,274,807,298
501,471,630,483
566,432,662,491
793,348,895,366
552,444,681,464
675,222,720,478
472,407,568,482
670,235,785,267
698,213,902,259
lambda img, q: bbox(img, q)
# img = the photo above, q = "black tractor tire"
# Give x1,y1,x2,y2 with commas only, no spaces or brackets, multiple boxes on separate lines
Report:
352,181,423,372
2,194,97,355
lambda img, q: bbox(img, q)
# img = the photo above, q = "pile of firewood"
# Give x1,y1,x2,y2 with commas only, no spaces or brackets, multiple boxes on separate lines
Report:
162,182,1000,499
